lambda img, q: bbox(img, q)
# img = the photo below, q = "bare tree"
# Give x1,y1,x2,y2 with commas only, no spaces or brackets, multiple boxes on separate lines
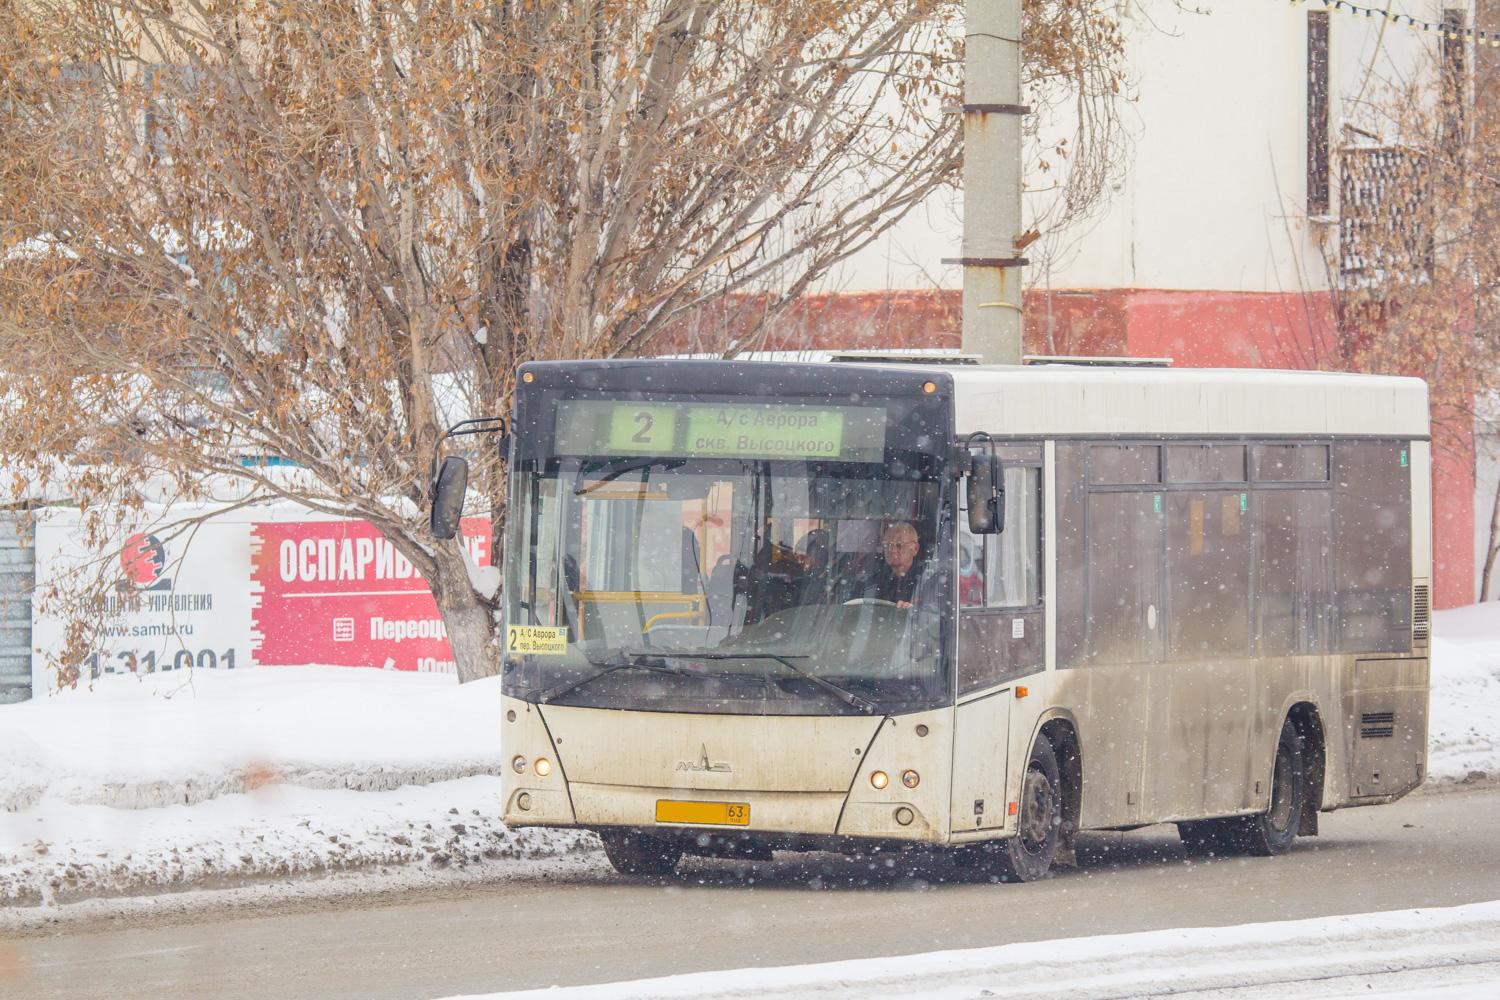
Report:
0,0,1128,683
1326,22,1500,597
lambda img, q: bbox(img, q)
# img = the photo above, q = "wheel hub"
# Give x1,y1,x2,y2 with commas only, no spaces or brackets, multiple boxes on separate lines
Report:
1268,744,1295,831
1019,767,1056,850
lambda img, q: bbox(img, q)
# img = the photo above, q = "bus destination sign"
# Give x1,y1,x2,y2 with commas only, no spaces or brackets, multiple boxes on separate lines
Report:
555,400,887,463
684,406,846,459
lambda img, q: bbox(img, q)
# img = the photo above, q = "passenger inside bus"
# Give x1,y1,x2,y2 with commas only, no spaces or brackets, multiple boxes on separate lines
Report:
794,527,832,605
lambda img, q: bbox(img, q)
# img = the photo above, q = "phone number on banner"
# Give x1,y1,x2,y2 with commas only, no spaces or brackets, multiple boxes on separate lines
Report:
83,647,241,678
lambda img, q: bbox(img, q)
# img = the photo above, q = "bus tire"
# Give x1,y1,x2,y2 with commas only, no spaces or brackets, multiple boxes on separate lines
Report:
1236,716,1307,856
992,735,1063,883
600,830,683,876
1177,718,1307,858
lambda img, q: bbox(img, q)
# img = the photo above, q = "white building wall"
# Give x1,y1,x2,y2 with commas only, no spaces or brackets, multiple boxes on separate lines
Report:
839,1,1463,295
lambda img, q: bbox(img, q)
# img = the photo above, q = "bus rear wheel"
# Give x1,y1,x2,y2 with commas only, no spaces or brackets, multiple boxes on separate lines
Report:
600,830,683,876
989,736,1063,883
1237,717,1307,856
1177,717,1306,859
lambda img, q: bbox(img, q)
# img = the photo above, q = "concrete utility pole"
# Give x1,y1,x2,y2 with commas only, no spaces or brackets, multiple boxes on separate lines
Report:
953,0,1026,365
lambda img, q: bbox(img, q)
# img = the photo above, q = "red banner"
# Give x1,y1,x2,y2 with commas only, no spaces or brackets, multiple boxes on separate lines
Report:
250,518,491,673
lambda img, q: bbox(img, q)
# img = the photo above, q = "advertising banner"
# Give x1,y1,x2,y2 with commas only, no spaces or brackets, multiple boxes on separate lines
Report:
251,517,490,673
31,508,255,693
31,506,492,694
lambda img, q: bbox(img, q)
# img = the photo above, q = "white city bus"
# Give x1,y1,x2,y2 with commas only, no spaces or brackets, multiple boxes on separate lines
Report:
433,358,1430,880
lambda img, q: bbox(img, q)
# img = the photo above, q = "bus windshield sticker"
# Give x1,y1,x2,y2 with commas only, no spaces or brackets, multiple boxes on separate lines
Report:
506,625,568,656
554,400,887,463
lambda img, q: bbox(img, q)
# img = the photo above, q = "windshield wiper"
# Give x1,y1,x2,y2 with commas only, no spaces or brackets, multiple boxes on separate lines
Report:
537,653,696,704
573,457,685,496
691,652,880,715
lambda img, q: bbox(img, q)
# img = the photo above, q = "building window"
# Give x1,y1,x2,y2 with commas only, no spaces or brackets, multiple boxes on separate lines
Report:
1441,9,1467,150
1307,10,1331,216
1340,147,1433,286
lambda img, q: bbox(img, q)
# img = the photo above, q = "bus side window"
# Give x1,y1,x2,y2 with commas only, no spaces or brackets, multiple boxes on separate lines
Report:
987,467,1041,608
960,466,1041,610
1332,441,1412,652
958,464,1043,693
957,505,985,608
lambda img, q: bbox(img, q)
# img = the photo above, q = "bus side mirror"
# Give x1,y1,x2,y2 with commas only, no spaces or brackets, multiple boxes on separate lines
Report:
967,453,1005,535
430,455,470,540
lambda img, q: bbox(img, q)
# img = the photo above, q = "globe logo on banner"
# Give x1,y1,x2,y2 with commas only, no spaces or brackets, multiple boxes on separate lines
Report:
119,532,173,592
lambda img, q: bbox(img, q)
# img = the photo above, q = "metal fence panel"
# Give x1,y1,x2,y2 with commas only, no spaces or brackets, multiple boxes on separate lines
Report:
0,512,34,703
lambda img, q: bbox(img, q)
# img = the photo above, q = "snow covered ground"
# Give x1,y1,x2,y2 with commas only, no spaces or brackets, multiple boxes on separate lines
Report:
0,668,590,905
1,604,1498,908
1425,604,1500,785
449,901,1500,1000
0,666,503,813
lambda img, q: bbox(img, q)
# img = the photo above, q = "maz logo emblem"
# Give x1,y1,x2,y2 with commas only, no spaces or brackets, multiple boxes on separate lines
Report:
676,744,732,774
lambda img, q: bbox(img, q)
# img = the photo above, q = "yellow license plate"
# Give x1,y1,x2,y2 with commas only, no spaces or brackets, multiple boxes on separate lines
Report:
655,800,750,827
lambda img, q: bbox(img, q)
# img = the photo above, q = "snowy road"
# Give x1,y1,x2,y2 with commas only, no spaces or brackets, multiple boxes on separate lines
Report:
3,785,1499,1000
454,899,1500,999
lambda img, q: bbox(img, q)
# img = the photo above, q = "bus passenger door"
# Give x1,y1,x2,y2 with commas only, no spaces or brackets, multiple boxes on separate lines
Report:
951,460,1044,834
1082,485,1164,826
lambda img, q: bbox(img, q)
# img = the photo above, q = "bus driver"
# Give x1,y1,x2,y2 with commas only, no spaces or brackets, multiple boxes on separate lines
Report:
862,521,923,607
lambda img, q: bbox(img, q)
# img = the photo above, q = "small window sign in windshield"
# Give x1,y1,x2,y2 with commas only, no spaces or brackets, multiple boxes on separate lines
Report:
554,400,888,463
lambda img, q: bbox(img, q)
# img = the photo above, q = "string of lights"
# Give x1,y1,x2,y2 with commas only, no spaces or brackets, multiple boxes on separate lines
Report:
1281,1,1500,48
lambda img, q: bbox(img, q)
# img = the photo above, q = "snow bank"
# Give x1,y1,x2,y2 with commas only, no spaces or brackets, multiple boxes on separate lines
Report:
1428,604,1500,784
0,777,590,907
449,900,1500,1000
0,666,505,812
0,667,594,905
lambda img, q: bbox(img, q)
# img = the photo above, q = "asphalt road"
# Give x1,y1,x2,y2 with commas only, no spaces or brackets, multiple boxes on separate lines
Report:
5,786,1500,1000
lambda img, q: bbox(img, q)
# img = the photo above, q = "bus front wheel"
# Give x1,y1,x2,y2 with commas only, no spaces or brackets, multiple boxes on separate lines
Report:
988,736,1063,883
600,830,683,876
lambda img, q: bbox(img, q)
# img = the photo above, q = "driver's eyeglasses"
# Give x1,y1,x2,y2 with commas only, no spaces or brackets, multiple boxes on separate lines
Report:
882,541,917,551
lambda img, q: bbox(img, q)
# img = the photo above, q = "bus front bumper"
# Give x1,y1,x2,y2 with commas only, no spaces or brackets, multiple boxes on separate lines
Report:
501,699,953,845
523,783,945,845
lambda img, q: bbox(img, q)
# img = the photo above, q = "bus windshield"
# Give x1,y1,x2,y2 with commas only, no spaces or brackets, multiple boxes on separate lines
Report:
503,455,951,716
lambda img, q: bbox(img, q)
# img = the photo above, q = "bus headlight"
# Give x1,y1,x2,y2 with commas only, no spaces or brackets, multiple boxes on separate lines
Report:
870,770,889,790
534,757,552,777
901,769,920,789
511,755,528,774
